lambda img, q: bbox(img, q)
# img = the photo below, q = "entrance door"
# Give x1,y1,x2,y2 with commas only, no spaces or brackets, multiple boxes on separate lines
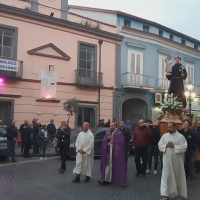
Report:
77,107,95,129
122,98,148,130
0,101,12,125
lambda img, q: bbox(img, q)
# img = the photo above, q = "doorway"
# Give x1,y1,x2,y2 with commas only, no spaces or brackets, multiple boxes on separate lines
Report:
122,98,148,130
0,100,13,126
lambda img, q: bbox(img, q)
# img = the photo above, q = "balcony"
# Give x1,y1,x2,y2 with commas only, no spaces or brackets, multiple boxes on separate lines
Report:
156,78,170,91
156,78,200,96
75,69,103,87
0,60,23,78
122,72,154,89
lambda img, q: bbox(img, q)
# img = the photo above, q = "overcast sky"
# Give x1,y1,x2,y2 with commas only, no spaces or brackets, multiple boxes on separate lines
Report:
69,0,200,41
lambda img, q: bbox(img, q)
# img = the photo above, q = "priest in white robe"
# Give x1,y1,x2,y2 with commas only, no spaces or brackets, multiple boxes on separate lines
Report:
158,122,187,200
72,122,94,183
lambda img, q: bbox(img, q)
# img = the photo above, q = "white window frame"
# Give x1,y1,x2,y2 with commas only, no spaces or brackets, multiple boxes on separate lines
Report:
158,55,169,89
185,63,194,84
127,49,143,74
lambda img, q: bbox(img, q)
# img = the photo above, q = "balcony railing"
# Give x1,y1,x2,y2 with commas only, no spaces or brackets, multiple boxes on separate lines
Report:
156,79,200,96
156,78,170,90
75,69,103,87
0,60,23,78
122,72,154,88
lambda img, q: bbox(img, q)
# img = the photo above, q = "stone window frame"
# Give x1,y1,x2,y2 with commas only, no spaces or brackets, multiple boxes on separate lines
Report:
0,24,18,60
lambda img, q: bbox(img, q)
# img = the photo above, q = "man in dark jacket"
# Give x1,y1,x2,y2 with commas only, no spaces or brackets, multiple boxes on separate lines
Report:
56,121,71,173
24,122,34,158
179,120,200,179
19,120,28,154
132,119,152,177
6,120,18,163
33,121,41,154
47,119,56,143
145,120,160,175
119,120,132,156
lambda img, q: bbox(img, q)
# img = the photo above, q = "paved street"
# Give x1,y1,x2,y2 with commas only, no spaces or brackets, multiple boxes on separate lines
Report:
0,156,200,200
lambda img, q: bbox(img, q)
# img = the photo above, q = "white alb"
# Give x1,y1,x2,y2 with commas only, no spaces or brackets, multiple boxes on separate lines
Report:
73,129,94,177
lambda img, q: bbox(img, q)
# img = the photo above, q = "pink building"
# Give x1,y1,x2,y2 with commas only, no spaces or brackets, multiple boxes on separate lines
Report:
0,1,123,131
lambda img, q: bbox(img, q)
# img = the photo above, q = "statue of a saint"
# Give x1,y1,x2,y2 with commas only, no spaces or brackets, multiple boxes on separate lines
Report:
166,57,187,108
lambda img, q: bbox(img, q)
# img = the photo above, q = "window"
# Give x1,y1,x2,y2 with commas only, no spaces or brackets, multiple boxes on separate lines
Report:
124,19,131,27
159,30,163,36
158,55,170,89
79,42,96,71
143,25,149,32
181,39,186,45
128,50,143,74
186,64,194,84
170,34,174,40
194,44,198,50
77,107,95,128
0,27,16,59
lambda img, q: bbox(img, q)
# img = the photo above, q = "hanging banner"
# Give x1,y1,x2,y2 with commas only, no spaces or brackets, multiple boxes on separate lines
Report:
0,58,18,72
40,69,57,99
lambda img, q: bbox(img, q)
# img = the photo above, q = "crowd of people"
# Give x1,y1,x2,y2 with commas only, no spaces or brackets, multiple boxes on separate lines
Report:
2,117,200,199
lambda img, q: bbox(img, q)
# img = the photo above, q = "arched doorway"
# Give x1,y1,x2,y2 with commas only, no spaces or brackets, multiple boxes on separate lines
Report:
122,98,148,130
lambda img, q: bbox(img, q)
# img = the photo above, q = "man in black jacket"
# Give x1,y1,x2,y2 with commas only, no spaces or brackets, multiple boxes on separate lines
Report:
24,122,34,158
6,120,18,163
33,121,41,154
145,120,160,175
47,119,56,143
56,121,71,173
19,120,28,154
179,120,200,179
119,120,132,156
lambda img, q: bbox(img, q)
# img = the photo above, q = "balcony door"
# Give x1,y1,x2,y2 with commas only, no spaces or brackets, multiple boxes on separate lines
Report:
185,63,194,84
158,55,169,90
78,42,97,85
128,49,143,86
77,107,96,129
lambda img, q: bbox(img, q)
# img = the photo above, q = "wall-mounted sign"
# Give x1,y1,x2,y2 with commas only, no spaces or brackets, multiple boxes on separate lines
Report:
0,58,18,72
40,69,57,99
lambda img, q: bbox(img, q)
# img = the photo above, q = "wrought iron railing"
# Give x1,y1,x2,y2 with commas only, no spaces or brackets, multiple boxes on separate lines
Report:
122,72,154,88
75,69,103,87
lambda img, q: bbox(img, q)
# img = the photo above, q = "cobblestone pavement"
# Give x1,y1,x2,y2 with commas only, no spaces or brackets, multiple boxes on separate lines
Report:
0,156,200,200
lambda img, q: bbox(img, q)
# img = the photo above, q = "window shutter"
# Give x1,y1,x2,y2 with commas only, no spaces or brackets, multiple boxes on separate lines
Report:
191,67,194,83
188,66,191,82
136,54,141,74
130,53,135,73
161,58,165,78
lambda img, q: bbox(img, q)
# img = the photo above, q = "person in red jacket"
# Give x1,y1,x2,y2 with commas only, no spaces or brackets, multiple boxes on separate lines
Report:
132,119,151,178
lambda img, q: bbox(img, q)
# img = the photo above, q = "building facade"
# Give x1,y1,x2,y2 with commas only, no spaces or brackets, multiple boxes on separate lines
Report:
69,5,200,127
0,1,123,132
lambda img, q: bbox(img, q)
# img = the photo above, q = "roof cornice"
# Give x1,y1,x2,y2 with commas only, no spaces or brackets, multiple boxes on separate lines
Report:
0,4,123,41
121,27,200,59
69,5,200,44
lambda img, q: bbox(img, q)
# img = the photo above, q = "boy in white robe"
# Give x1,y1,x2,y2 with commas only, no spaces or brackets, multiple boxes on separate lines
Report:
72,122,94,183
159,122,187,200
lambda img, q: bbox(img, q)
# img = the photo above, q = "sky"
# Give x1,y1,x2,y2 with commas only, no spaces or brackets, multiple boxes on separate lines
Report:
69,0,200,41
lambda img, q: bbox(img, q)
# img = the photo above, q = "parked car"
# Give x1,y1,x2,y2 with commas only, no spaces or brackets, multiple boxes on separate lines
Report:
67,128,109,157
0,126,7,156
67,127,134,157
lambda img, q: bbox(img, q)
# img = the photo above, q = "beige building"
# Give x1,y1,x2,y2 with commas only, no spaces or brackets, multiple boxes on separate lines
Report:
0,1,123,131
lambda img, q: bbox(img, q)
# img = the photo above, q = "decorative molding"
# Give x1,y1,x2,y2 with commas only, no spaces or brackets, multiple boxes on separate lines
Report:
0,94,21,98
126,42,146,49
79,101,99,105
36,98,60,103
27,43,71,60
157,49,171,56
184,57,196,63
0,4,124,41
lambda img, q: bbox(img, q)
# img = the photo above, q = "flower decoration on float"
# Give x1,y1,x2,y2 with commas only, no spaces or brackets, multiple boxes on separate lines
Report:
160,93,183,114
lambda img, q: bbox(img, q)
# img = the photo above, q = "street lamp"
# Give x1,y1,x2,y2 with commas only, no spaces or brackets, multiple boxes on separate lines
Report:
185,81,196,119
